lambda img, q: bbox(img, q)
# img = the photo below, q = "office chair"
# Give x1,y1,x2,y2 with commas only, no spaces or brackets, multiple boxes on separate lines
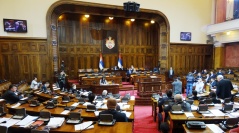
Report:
0,125,8,133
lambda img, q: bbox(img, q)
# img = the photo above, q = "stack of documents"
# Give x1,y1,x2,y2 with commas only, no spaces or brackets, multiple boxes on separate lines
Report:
122,111,132,118
0,118,20,127
47,117,65,128
75,121,94,131
15,115,38,127
11,103,21,108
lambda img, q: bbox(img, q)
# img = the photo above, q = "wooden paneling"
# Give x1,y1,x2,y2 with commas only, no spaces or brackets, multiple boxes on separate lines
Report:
169,44,213,75
0,39,49,83
215,0,227,23
58,13,160,77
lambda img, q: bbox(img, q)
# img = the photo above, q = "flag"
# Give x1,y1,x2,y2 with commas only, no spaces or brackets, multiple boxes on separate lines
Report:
118,53,123,69
99,53,104,70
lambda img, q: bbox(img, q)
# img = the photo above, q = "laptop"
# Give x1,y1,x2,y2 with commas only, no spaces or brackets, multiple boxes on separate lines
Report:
86,104,96,112
98,114,116,126
197,105,210,114
171,105,184,114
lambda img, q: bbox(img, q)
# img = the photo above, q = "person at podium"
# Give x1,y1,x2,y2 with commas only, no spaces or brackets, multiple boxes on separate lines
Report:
100,76,108,85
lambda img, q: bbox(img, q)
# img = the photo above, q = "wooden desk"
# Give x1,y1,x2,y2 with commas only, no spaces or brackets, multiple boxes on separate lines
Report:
7,103,134,122
8,121,132,133
168,103,239,133
81,76,122,87
182,124,228,133
91,85,120,94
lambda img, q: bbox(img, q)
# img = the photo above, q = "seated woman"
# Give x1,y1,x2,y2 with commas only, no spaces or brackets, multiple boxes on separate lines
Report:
100,76,108,85
189,90,201,100
41,82,50,92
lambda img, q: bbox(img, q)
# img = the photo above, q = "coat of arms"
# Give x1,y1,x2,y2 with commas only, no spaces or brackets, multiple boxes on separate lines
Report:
105,36,115,49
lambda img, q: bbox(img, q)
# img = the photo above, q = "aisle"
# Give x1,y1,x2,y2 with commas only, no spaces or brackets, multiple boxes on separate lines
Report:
133,106,160,133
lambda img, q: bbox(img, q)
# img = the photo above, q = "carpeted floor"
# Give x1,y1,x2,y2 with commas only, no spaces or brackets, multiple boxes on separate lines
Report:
133,106,160,133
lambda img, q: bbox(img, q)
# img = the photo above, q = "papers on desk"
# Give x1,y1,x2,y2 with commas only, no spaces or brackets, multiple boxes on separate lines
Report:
47,117,65,128
35,91,42,94
83,102,92,106
82,92,89,97
227,112,239,118
11,103,21,108
20,97,28,100
207,124,224,133
191,105,198,111
184,112,194,118
0,118,20,127
0,99,5,102
202,113,215,118
71,102,79,107
122,111,132,118
94,111,100,116
53,96,59,99
61,110,70,115
130,96,135,100
53,88,60,91
75,121,94,131
15,115,38,126
209,109,225,116
118,103,130,110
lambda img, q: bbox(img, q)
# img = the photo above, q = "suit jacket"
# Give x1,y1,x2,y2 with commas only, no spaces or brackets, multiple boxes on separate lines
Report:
99,109,128,122
2,90,23,104
216,79,233,99
168,70,174,78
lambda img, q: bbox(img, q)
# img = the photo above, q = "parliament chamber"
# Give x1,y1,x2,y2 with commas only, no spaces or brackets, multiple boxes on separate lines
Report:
1,0,239,133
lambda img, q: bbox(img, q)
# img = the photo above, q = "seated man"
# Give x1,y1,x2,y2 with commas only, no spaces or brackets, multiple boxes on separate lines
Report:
189,90,201,100
209,91,221,104
41,82,50,92
194,78,204,93
88,93,96,104
158,89,174,113
30,77,40,90
99,98,128,122
2,84,24,104
102,90,108,98
164,94,191,121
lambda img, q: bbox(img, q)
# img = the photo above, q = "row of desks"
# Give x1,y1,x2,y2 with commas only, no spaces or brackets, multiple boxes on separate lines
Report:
1,114,132,133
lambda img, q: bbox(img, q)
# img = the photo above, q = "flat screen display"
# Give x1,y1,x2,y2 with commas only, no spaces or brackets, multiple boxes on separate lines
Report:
180,32,191,41
3,19,27,33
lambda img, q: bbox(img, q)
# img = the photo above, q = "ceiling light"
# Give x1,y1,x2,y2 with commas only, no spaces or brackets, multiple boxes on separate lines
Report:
84,14,90,18
109,17,114,20
131,19,135,22
151,20,155,24
226,31,230,35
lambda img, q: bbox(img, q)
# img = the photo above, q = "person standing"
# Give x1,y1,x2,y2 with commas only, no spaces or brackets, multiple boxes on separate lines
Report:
58,71,66,91
186,72,194,97
30,77,40,90
216,75,233,99
171,77,182,94
168,67,174,79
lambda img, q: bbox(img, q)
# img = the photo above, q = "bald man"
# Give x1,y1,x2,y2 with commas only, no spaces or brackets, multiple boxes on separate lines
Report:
99,98,128,122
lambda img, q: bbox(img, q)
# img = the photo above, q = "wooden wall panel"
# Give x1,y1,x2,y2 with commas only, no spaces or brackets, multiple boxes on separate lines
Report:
0,39,49,83
169,44,213,75
58,13,160,77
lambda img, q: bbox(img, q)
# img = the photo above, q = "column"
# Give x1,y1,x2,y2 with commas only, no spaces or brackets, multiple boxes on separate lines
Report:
214,42,225,69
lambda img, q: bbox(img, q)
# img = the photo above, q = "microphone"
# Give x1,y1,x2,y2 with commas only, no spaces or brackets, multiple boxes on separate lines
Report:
80,121,97,133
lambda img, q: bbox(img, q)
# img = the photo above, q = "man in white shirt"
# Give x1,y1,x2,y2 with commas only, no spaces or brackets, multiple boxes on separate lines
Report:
30,77,40,90
194,78,204,93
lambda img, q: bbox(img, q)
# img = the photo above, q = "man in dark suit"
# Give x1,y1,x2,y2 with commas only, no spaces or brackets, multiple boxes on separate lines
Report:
99,98,128,122
216,75,233,99
168,67,174,79
2,84,23,104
